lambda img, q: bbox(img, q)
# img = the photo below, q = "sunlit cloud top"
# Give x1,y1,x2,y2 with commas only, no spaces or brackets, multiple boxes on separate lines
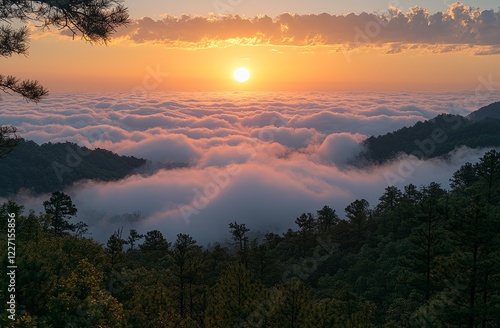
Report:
109,3,500,53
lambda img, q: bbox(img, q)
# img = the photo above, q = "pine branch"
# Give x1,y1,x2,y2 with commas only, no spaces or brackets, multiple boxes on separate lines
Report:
0,74,48,102
0,25,29,57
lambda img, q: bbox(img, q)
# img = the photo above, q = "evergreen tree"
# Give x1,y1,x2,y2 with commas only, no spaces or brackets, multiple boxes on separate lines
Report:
127,229,144,251
106,228,127,272
316,205,340,235
270,280,310,328
375,186,403,239
406,183,448,302
172,233,202,319
344,199,371,251
43,191,78,236
0,0,129,102
139,230,170,252
0,126,19,159
295,213,316,254
204,262,264,327
47,258,124,328
441,151,500,327
229,221,250,267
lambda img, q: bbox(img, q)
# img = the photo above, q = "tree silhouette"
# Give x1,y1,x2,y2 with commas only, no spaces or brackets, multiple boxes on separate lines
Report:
43,190,78,236
0,0,129,102
344,199,371,251
0,1,129,160
127,229,144,251
106,228,127,271
316,205,340,235
229,221,250,267
172,233,201,318
0,126,19,159
139,230,170,252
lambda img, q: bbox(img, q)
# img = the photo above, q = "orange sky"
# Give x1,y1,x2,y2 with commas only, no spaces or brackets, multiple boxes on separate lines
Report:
4,34,498,93
4,4,500,93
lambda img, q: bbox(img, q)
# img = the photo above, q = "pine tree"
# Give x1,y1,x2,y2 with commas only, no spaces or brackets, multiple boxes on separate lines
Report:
229,221,250,267
344,199,371,251
375,186,403,239
172,233,202,319
406,183,448,302
0,0,129,102
106,228,127,272
316,205,340,235
127,229,144,251
139,230,170,252
204,262,264,327
47,259,124,328
270,280,310,328
442,151,500,327
42,191,78,236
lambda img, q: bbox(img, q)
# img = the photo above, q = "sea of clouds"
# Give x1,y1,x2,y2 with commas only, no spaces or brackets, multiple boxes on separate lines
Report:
1,91,500,243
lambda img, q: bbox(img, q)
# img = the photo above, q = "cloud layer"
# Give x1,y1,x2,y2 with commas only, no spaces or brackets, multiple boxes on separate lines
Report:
109,3,500,54
1,90,500,243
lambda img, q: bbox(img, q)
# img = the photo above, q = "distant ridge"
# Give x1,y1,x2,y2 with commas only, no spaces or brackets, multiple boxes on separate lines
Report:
0,140,147,197
467,101,500,121
358,101,500,164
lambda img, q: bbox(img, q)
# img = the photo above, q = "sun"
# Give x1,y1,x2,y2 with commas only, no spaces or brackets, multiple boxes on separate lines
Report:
233,68,250,83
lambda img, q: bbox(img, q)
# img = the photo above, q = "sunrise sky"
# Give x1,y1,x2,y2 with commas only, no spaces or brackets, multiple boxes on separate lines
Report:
3,1,500,242
4,0,500,92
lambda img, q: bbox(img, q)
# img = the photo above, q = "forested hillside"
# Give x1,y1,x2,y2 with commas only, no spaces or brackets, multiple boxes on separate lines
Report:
1,150,499,327
359,102,500,164
0,140,146,196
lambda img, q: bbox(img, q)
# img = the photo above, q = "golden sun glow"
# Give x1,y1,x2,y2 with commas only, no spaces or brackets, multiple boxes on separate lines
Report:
233,67,250,83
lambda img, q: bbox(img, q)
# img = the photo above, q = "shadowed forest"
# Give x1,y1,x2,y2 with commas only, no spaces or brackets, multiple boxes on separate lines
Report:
2,1,500,327
1,150,499,327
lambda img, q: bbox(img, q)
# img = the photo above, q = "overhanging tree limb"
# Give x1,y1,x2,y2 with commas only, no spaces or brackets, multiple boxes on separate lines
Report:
0,0,130,102
0,74,48,102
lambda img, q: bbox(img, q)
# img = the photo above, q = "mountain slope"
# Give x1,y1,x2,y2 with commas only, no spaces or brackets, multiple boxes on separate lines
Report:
0,140,147,196
467,101,500,121
359,102,500,164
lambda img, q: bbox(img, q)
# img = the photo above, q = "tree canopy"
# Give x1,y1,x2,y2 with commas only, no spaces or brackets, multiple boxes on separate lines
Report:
1,150,500,326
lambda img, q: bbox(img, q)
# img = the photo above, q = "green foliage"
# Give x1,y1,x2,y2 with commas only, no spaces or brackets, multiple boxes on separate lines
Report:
47,258,124,327
0,126,19,160
43,191,78,236
0,74,47,103
127,228,144,251
316,205,340,235
140,230,170,252
0,139,147,196
1,150,500,327
1,0,130,102
229,221,250,267
204,262,266,327
359,106,500,164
